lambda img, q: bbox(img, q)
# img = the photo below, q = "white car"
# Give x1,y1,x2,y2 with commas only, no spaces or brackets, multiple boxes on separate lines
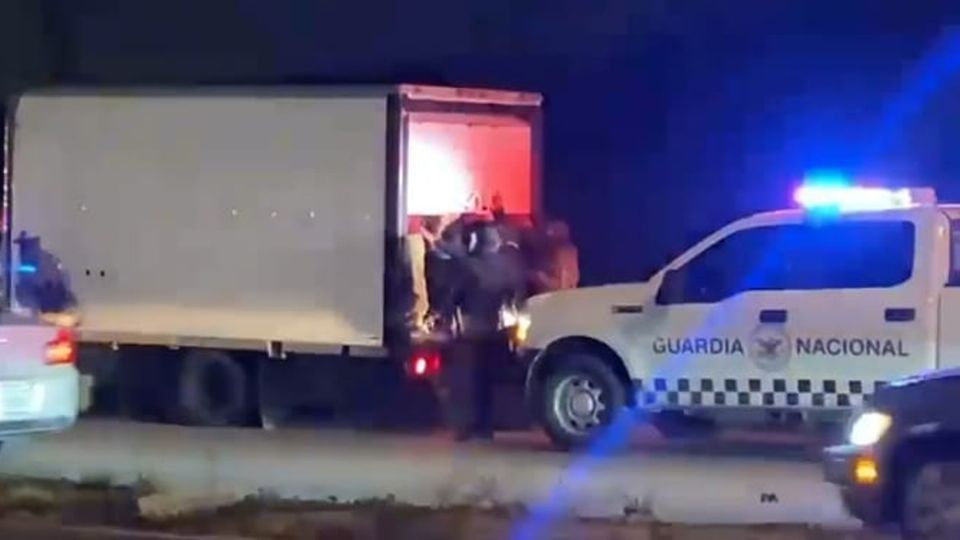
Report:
0,316,79,441
522,183,960,449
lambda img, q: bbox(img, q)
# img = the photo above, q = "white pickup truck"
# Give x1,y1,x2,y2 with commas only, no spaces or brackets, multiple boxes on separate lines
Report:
522,185,960,449
0,316,79,442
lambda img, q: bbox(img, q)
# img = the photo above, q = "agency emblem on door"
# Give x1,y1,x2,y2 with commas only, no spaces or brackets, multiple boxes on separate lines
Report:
749,324,791,372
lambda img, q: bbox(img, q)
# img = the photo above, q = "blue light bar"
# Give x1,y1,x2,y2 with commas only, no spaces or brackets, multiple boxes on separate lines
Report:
794,185,933,212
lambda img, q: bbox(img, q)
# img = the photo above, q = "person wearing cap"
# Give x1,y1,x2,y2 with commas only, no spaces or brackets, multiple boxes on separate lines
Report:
443,221,521,440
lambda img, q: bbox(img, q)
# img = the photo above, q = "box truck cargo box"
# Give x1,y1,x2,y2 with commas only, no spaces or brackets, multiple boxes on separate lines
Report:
2,85,542,426
6,86,541,349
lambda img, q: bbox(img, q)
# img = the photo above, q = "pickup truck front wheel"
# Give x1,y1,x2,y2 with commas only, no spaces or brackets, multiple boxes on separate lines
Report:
540,354,627,450
902,461,960,539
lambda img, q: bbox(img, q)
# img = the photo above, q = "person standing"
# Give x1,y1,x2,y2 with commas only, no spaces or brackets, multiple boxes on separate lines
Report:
489,195,526,304
444,222,519,441
530,220,580,294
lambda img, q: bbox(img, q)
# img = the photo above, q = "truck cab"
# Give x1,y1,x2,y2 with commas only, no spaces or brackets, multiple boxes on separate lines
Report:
523,184,960,449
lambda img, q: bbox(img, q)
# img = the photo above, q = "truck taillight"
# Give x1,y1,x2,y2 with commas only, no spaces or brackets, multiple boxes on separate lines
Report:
407,352,442,379
45,328,76,365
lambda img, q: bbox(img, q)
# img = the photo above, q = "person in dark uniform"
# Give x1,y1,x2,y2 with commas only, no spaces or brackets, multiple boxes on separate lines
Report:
444,221,521,440
14,232,76,314
488,194,529,305
423,216,467,338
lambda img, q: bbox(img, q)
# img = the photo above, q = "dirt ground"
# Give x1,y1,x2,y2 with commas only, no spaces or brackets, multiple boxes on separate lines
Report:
0,477,887,540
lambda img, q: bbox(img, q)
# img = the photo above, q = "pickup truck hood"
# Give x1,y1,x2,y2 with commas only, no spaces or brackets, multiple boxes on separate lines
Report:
525,282,653,348
528,283,652,311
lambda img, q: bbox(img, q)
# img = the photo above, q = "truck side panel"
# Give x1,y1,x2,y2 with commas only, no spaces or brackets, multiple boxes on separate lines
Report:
10,93,389,348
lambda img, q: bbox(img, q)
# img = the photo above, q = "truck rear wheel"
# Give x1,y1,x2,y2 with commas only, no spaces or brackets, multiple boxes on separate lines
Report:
174,350,251,427
902,460,960,539
539,354,627,450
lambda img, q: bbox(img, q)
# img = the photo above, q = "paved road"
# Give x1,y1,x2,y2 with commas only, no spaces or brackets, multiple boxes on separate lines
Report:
0,420,856,527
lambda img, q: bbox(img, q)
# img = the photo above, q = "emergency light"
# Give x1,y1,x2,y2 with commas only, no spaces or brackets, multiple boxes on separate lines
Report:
794,183,937,213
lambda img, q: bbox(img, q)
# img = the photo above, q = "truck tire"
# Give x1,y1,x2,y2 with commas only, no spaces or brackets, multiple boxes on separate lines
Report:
539,353,627,450
175,350,250,427
902,460,960,539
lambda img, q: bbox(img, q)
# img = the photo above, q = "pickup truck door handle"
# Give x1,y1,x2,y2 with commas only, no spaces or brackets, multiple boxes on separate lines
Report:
759,309,788,324
611,304,644,314
885,308,915,322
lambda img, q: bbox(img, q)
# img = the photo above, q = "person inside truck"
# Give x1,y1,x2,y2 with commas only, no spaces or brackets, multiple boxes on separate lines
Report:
490,194,520,246
405,222,431,337
423,215,468,338
407,213,462,337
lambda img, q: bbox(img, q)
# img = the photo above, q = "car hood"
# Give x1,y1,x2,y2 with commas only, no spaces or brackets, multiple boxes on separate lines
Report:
884,366,960,389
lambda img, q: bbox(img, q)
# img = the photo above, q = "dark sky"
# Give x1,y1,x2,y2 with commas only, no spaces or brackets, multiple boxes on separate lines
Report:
3,1,960,283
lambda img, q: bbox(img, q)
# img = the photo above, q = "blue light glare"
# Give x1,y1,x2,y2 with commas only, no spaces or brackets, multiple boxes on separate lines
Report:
794,185,914,213
16,264,37,274
802,170,850,187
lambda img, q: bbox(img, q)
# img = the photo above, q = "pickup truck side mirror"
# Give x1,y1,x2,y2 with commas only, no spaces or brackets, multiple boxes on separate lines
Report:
656,269,687,305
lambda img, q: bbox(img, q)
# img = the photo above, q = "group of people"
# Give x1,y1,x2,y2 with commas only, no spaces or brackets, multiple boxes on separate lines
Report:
406,200,579,440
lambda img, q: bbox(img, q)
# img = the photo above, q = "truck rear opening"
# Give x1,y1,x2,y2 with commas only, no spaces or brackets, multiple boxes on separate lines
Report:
400,100,539,383
406,113,533,217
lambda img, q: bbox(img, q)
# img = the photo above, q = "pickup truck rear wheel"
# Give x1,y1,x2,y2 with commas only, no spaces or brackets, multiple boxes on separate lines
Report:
540,354,627,450
174,350,250,427
902,461,960,539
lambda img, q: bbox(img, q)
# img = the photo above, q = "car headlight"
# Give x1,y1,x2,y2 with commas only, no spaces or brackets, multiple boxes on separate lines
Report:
848,410,892,446
515,313,531,343
500,306,519,328
499,306,531,344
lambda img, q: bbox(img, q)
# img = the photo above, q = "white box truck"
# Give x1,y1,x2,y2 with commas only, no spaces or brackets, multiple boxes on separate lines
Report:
2,85,543,427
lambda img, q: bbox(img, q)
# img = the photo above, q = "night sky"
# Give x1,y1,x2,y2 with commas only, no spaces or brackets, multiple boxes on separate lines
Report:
3,1,960,284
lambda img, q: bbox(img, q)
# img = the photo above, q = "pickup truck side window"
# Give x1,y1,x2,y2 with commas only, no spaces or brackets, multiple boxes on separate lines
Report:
950,220,960,286
671,220,914,304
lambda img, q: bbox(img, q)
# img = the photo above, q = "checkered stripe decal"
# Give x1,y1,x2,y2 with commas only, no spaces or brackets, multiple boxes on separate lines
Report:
634,378,887,408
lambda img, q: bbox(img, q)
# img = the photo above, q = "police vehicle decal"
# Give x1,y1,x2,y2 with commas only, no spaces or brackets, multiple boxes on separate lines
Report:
749,324,790,372
651,336,908,358
642,327,905,408
633,377,887,409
